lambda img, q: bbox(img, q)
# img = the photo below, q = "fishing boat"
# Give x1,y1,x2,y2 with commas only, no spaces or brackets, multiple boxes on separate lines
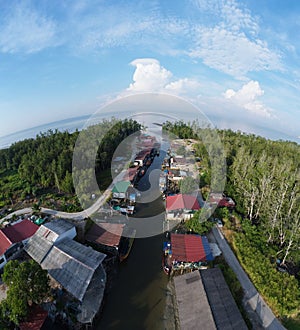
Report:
138,166,147,177
119,228,136,262
162,241,172,275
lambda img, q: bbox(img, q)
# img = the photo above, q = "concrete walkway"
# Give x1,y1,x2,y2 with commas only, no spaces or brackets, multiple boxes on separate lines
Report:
212,227,286,330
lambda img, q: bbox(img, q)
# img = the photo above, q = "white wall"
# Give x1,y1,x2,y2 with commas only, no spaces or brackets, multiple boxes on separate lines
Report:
0,254,7,269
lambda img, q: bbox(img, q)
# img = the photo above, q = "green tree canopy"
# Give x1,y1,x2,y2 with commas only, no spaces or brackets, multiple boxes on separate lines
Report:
179,176,199,194
1,260,50,325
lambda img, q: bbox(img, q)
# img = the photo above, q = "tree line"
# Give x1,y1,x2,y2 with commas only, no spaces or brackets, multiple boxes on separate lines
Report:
0,118,141,204
163,121,300,320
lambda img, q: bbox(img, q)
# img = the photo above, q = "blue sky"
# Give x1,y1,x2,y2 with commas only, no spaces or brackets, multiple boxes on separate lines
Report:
0,0,300,141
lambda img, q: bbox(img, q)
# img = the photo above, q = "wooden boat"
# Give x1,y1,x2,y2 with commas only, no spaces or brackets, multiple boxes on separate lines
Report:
162,241,172,275
138,166,147,177
162,254,172,275
119,228,136,262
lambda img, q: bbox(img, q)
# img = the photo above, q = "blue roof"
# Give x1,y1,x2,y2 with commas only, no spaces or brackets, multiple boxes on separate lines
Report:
201,236,214,261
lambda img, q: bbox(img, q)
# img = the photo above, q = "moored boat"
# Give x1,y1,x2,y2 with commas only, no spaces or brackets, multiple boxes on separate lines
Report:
119,228,136,262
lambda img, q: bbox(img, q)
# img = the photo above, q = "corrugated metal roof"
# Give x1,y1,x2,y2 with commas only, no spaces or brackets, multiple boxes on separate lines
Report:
166,194,200,211
40,238,106,301
25,222,106,303
33,225,58,243
55,238,106,269
174,271,216,330
0,230,11,256
77,264,107,324
171,234,213,262
43,219,74,236
1,219,38,244
24,220,72,263
86,223,124,247
19,305,48,330
201,236,214,261
24,234,53,264
200,268,248,330
112,181,131,193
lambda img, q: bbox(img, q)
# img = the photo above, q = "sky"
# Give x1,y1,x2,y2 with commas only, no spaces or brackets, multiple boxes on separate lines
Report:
0,0,300,142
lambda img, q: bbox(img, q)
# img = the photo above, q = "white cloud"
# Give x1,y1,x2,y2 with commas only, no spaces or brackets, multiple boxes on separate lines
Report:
193,0,258,33
127,59,172,92
0,3,58,54
190,27,281,79
0,0,284,81
165,78,201,93
189,0,282,78
220,0,258,34
126,58,200,95
224,80,274,118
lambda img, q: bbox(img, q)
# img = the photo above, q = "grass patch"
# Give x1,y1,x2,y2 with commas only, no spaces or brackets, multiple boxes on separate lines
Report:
283,317,300,330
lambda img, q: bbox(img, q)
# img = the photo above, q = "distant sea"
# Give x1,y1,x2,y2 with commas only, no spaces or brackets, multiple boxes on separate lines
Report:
0,115,90,149
0,113,119,150
0,113,298,150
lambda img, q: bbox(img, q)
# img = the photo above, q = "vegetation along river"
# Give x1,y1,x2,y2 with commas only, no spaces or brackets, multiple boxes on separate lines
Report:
96,147,173,329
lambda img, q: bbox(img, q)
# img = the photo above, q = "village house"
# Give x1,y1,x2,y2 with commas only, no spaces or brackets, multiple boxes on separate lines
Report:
85,222,125,256
25,219,107,326
0,219,39,270
165,194,200,221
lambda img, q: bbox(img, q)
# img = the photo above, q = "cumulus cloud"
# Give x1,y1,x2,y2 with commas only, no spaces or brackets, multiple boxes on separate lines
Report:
127,59,172,92
224,81,274,118
165,78,201,93
126,58,200,95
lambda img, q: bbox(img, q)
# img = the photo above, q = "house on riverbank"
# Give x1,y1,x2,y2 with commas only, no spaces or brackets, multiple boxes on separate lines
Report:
166,194,200,221
0,219,38,269
85,222,124,255
163,233,214,275
25,219,107,326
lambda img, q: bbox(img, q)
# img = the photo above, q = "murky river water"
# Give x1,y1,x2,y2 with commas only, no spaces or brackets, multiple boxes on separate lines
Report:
96,149,170,329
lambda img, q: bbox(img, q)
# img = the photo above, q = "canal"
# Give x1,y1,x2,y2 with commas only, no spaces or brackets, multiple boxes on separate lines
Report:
96,146,172,329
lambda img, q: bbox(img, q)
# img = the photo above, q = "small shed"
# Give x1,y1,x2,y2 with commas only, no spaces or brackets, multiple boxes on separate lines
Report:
86,222,124,252
112,181,131,199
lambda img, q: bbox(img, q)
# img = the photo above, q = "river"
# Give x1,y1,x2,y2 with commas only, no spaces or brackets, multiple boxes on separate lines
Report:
96,146,171,329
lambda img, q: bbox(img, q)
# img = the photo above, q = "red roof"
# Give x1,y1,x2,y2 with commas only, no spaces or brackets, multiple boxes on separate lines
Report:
1,219,39,244
0,230,11,256
86,223,124,247
166,194,200,211
171,234,206,262
19,305,48,330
